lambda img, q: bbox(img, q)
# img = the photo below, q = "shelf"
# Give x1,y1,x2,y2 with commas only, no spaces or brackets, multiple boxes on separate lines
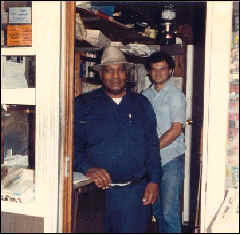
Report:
75,40,100,52
159,44,186,55
1,47,36,56
75,43,186,64
1,88,35,105
125,45,186,63
76,7,156,45
76,8,186,59
1,201,45,217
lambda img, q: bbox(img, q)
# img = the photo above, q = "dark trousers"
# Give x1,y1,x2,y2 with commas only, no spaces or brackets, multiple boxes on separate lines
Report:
104,179,152,233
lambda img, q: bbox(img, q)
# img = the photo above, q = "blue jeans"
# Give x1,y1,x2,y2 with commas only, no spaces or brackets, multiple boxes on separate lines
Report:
153,154,185,233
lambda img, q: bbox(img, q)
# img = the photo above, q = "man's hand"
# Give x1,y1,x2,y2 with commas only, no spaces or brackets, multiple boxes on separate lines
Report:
142,182,159,205
85,167,112,189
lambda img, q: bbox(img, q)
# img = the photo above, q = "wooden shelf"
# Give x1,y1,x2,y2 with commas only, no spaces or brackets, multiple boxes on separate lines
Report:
75,8,186,73
76,7,156,45
124,45,186,64
75,43,186,65
159,44,186,55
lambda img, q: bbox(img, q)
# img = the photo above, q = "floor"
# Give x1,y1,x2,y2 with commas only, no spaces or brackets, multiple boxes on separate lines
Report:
148,221,194,234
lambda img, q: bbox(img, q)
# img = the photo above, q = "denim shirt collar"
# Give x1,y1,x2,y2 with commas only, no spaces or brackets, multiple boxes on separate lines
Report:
99,86,130,105
150,79,172,96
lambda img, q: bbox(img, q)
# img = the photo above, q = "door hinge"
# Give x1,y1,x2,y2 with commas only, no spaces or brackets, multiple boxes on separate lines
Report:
65,156,70,177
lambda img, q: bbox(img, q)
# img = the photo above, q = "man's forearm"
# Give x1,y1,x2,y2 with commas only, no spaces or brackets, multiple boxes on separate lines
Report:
159,123,182,149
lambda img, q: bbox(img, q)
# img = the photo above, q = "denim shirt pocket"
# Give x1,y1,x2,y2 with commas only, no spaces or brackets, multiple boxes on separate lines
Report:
129,118,145,145
84,114,106,148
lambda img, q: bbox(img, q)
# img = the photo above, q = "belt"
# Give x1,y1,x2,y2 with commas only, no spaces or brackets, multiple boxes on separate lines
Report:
110,175,146,188
110,181,132,187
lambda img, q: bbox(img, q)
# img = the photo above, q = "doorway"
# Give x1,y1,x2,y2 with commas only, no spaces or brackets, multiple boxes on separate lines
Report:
64,1,207,233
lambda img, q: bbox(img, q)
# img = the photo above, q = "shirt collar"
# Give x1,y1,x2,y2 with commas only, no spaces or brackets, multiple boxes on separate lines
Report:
151,79,172,94
99,86,129,102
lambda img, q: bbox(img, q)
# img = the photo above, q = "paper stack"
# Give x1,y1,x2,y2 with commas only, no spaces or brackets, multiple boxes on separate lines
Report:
1,167,34,203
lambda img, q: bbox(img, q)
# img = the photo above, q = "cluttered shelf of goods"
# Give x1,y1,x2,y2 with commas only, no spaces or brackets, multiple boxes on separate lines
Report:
75,4,185,59
76,7,156,45
1,165,35,205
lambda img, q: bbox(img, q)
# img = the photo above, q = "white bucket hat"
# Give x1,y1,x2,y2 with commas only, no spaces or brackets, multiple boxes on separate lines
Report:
92,46,134,72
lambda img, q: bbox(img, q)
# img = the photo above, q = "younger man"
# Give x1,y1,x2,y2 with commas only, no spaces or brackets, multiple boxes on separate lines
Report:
142,51,186,233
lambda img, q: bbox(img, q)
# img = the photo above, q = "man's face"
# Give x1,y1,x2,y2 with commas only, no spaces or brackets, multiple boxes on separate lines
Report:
101,63,127,97
150,61,172,86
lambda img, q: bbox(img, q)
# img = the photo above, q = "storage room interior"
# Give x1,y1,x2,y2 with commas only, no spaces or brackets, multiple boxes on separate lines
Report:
73,1,206,233
2,1,238,233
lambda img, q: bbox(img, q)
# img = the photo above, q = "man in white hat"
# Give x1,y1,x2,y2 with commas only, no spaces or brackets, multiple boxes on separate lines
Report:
74,46,161,233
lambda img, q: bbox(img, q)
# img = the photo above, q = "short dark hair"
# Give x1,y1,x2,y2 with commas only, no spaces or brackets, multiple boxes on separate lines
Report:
145,51,175,71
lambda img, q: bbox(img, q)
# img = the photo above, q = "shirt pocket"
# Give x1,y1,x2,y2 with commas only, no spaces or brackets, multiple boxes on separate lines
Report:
129,118,145,144
155,103,171,133
84,114,106,146
155,102,170,115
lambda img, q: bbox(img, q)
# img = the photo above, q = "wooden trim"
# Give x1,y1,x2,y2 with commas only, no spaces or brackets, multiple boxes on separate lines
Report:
75,51,82,97
62,1,75,233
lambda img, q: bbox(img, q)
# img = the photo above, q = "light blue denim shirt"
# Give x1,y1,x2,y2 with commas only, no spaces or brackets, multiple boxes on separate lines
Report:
142,80,186,166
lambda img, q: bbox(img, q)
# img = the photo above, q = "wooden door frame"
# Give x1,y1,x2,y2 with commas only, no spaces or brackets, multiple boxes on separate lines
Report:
62,1,76,233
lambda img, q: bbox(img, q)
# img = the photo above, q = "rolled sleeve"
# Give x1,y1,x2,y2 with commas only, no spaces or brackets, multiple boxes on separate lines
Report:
170,93,186,124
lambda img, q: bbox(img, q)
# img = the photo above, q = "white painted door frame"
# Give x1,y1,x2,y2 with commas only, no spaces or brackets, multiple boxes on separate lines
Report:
200,2,233,233
1,2,67,233
183,44,194,223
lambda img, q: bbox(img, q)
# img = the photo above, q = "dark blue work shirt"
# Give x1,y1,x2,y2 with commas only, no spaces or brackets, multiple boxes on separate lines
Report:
74,88,161,184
